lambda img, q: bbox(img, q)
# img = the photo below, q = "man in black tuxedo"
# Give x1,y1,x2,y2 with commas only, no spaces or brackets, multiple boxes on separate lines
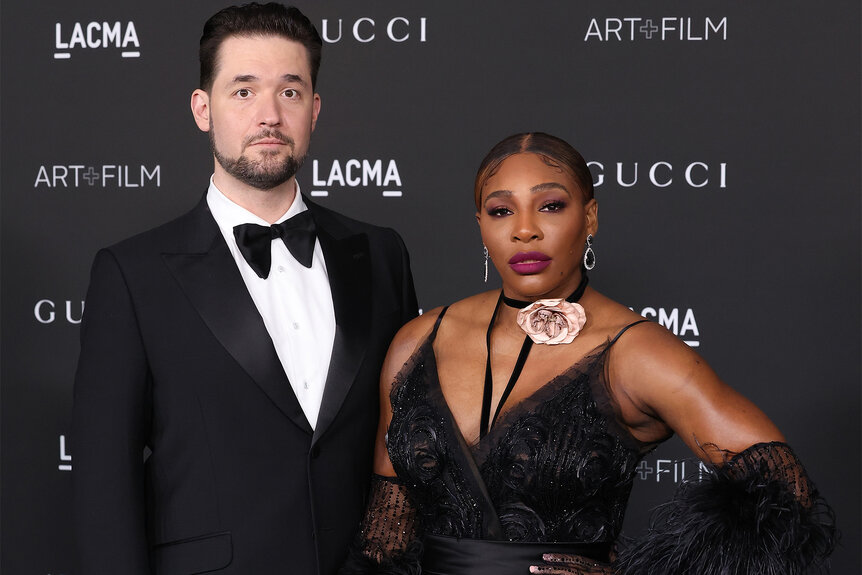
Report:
72,4,417,574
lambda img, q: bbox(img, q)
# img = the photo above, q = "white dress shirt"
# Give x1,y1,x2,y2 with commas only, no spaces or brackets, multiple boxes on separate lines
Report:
207,178,335,429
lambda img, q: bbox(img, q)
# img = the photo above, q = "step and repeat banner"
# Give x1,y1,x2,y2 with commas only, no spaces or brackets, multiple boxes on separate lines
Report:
2,1,859,573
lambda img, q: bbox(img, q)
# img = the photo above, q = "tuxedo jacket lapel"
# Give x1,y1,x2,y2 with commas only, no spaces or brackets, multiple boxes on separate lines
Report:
308,199,371,445
162,198,313,435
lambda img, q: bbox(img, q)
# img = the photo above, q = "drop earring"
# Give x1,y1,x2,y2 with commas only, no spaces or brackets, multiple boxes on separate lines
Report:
483,245,489,283
583,234,596,270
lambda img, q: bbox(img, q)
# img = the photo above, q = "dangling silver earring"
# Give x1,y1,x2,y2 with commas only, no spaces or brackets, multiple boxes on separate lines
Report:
483,245,489,283
583,234,596,270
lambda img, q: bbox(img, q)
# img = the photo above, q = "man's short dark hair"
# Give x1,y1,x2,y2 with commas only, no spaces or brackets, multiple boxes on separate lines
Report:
199,3,322,91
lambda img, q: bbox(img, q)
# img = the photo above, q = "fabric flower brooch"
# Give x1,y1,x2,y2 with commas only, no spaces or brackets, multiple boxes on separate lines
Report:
516,299,587,345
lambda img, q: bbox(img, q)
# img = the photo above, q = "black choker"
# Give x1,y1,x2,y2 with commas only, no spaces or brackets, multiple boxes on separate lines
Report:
501,274,589,309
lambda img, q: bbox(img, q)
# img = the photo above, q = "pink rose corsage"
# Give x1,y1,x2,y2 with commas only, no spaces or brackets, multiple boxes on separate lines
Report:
516,299,587,345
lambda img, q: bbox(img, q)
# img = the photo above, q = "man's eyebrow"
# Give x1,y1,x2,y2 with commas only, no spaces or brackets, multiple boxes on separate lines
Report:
228,73,307,86
281,73,306,86
230,74,259,84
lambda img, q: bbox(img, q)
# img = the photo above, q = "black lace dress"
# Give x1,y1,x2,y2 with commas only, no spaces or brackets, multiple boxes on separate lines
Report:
342,309,836,575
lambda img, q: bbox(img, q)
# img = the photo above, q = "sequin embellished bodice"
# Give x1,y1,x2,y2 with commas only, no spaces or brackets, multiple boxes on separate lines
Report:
386,313,656,544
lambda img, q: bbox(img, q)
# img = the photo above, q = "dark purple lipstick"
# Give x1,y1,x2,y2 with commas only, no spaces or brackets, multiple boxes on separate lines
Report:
508,251,551,274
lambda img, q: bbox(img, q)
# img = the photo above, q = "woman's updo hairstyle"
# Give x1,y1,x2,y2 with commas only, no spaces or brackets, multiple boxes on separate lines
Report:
473,132,594,210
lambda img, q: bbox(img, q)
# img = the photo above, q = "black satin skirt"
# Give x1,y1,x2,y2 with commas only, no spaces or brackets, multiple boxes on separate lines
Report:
421,535,612,575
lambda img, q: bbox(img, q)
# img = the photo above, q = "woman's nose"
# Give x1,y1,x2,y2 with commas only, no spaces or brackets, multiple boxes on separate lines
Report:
512,212,542,242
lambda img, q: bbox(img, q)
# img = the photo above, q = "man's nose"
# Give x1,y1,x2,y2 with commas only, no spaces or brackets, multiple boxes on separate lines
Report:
257,94,282,126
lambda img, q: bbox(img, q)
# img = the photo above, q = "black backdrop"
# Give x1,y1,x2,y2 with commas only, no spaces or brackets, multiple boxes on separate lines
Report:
1,1,859,573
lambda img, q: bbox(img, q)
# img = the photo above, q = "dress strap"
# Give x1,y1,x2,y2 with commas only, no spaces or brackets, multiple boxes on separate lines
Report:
428,306,450,342
608,319,649,347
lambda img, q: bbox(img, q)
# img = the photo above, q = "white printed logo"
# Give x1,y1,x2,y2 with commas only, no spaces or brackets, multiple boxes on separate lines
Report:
589,161,727,190
59,435,72,471
34,165,161,189
310,159,403,198
585,17,727,42
635,458,709,483
321,17,427,43
34,300,84,325
54,21,141,59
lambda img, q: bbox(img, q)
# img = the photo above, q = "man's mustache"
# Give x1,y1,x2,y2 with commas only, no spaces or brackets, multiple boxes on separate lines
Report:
244,130,294,148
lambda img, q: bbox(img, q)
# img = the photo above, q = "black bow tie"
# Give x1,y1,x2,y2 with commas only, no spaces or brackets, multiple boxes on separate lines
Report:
233,210,316,279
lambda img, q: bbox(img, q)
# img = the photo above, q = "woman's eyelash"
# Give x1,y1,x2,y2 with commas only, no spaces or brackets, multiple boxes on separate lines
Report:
541,201,567,211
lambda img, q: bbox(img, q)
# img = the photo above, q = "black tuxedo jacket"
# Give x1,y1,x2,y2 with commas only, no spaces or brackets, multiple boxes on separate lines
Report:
72,195,418,575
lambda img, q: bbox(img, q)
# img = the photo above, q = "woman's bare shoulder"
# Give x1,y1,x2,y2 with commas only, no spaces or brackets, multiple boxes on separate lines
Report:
440,289,500,326
385,290,499,370
583,288,648,337
386,307,441,360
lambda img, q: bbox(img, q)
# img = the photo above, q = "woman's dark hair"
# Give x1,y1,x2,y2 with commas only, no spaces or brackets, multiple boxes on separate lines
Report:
474,132,594,210
199,3,323,91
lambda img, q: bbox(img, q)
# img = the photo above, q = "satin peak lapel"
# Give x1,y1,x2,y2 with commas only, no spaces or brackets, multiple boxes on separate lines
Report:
162,201,312,435
310,207,372,444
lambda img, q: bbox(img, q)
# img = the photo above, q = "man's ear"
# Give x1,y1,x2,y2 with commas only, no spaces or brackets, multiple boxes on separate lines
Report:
190,89,211,132
311,93,321,131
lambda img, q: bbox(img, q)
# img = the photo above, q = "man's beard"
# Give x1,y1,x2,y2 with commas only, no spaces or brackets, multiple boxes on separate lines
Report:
210,127,305,191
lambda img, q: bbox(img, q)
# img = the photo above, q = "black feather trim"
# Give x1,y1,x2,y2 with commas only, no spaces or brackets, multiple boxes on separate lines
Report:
616,447,837,575
339,539,423,575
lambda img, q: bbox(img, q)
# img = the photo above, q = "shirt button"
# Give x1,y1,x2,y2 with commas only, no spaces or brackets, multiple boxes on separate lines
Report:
293,322,300,330
277,265,286,273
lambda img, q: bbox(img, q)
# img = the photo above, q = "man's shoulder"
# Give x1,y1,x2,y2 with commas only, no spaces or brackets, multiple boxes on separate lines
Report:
103,198,212,260
306,197,401,243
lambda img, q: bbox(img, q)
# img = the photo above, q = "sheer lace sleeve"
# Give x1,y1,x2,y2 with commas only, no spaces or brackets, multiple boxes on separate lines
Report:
616,441,837,574
723,440,818,506
339,475,422,574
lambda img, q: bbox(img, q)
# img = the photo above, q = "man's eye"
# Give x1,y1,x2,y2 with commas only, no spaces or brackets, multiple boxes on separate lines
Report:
235,89,251,98
283,89,298,98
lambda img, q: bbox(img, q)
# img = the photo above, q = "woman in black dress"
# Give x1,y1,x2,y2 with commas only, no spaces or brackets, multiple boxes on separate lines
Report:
342,133,835,575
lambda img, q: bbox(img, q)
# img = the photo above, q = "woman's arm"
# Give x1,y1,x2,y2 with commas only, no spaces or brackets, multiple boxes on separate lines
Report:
608,322,836,574
608,321,783,458
341,311,442,574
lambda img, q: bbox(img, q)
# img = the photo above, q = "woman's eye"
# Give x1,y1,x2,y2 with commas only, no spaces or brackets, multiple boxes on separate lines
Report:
540,201,566,212
487,206,512,217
